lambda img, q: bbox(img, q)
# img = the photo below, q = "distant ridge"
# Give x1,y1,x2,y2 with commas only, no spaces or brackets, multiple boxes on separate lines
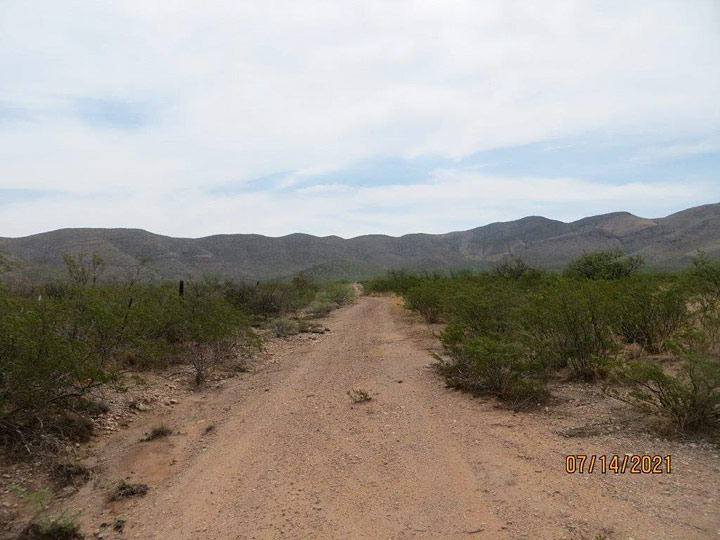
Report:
1,203,718,281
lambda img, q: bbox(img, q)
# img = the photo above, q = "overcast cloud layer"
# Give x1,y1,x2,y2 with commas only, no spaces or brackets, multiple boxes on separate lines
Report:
1,0,719,238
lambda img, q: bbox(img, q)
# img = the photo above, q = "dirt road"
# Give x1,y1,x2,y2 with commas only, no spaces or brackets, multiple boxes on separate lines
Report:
72,296,719,539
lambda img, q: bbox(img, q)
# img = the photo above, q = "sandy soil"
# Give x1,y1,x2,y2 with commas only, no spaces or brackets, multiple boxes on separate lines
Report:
49,296,720,539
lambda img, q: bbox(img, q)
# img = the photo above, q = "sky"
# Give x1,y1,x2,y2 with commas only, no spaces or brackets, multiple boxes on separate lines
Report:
1,0,719,238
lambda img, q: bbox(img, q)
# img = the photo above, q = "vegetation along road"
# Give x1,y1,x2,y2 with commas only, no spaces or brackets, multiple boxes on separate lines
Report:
63,295,719,539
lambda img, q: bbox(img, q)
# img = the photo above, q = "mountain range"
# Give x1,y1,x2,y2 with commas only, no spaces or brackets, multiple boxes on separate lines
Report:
1,203,718,282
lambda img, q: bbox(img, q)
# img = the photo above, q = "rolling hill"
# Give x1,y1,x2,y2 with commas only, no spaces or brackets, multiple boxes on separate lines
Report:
1,203,718,282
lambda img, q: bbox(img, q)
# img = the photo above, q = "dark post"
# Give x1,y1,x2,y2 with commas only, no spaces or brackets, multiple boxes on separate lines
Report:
179,279,184,297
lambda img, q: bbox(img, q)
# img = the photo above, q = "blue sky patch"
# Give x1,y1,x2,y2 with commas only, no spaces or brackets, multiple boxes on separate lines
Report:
72,98,150,130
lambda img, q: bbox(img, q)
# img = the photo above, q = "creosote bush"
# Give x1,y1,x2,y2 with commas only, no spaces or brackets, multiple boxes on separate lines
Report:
435,335,548,406
140,424,172,442
564,249,645,280
271,317,300,337
404,283,444,323
520,280,619,381
367,253,720,433
611,351,719,433
0,251,349,452
109,480,148,501
316,283,355,307
613,278,689,353
492,255,541,281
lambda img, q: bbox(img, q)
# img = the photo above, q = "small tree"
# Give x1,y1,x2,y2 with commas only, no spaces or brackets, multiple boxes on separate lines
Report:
62,252,106,286
565,249,644,280
492,255,539,281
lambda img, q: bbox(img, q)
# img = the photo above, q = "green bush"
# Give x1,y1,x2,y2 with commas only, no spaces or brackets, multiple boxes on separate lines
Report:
687,252,720,297
0,258,355,450
436,335,547,406
0,278,259,445
224,276,319,319
613,278,688,353
613,353,720,433
0,288,110,436
442,278,525,340
685,253,720,353
404,282,444,323
316,283,354,306
271,317,300,337
364,269,425,294
520,280,618,380
492,255,541,281
565,249,645,280
305,300,338,318
362,259,720,433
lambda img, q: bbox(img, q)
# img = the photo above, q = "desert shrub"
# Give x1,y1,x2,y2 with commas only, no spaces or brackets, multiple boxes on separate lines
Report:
62,251,106,287
0,253,10,274
15,487,82,539
347,389,372,403
18,516,82,540
296,320,327,334
109,480,148,501
687,252,720,297
271,317,300,337
247,284,285,318
685,253,720,352
441,278,525,340
224,278,317,319
0,289,110,440
492,255,541,281
188,342,221,385
140,424,172,441
612,352,720,433
52,462,91,487
0,276,262,449
174,293,250,385
613,278,689,353
289,274,319,303
69,397,109,416
565,249,645,280
520,280,618,380
316,283,354,306
47,413,94,442
436,335,547,406
364,269,425,294
404,282,444,323
305,300,338,318
1,263,341,449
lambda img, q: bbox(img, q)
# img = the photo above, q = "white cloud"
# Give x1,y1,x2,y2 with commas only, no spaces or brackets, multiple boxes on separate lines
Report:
0,0,718,235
